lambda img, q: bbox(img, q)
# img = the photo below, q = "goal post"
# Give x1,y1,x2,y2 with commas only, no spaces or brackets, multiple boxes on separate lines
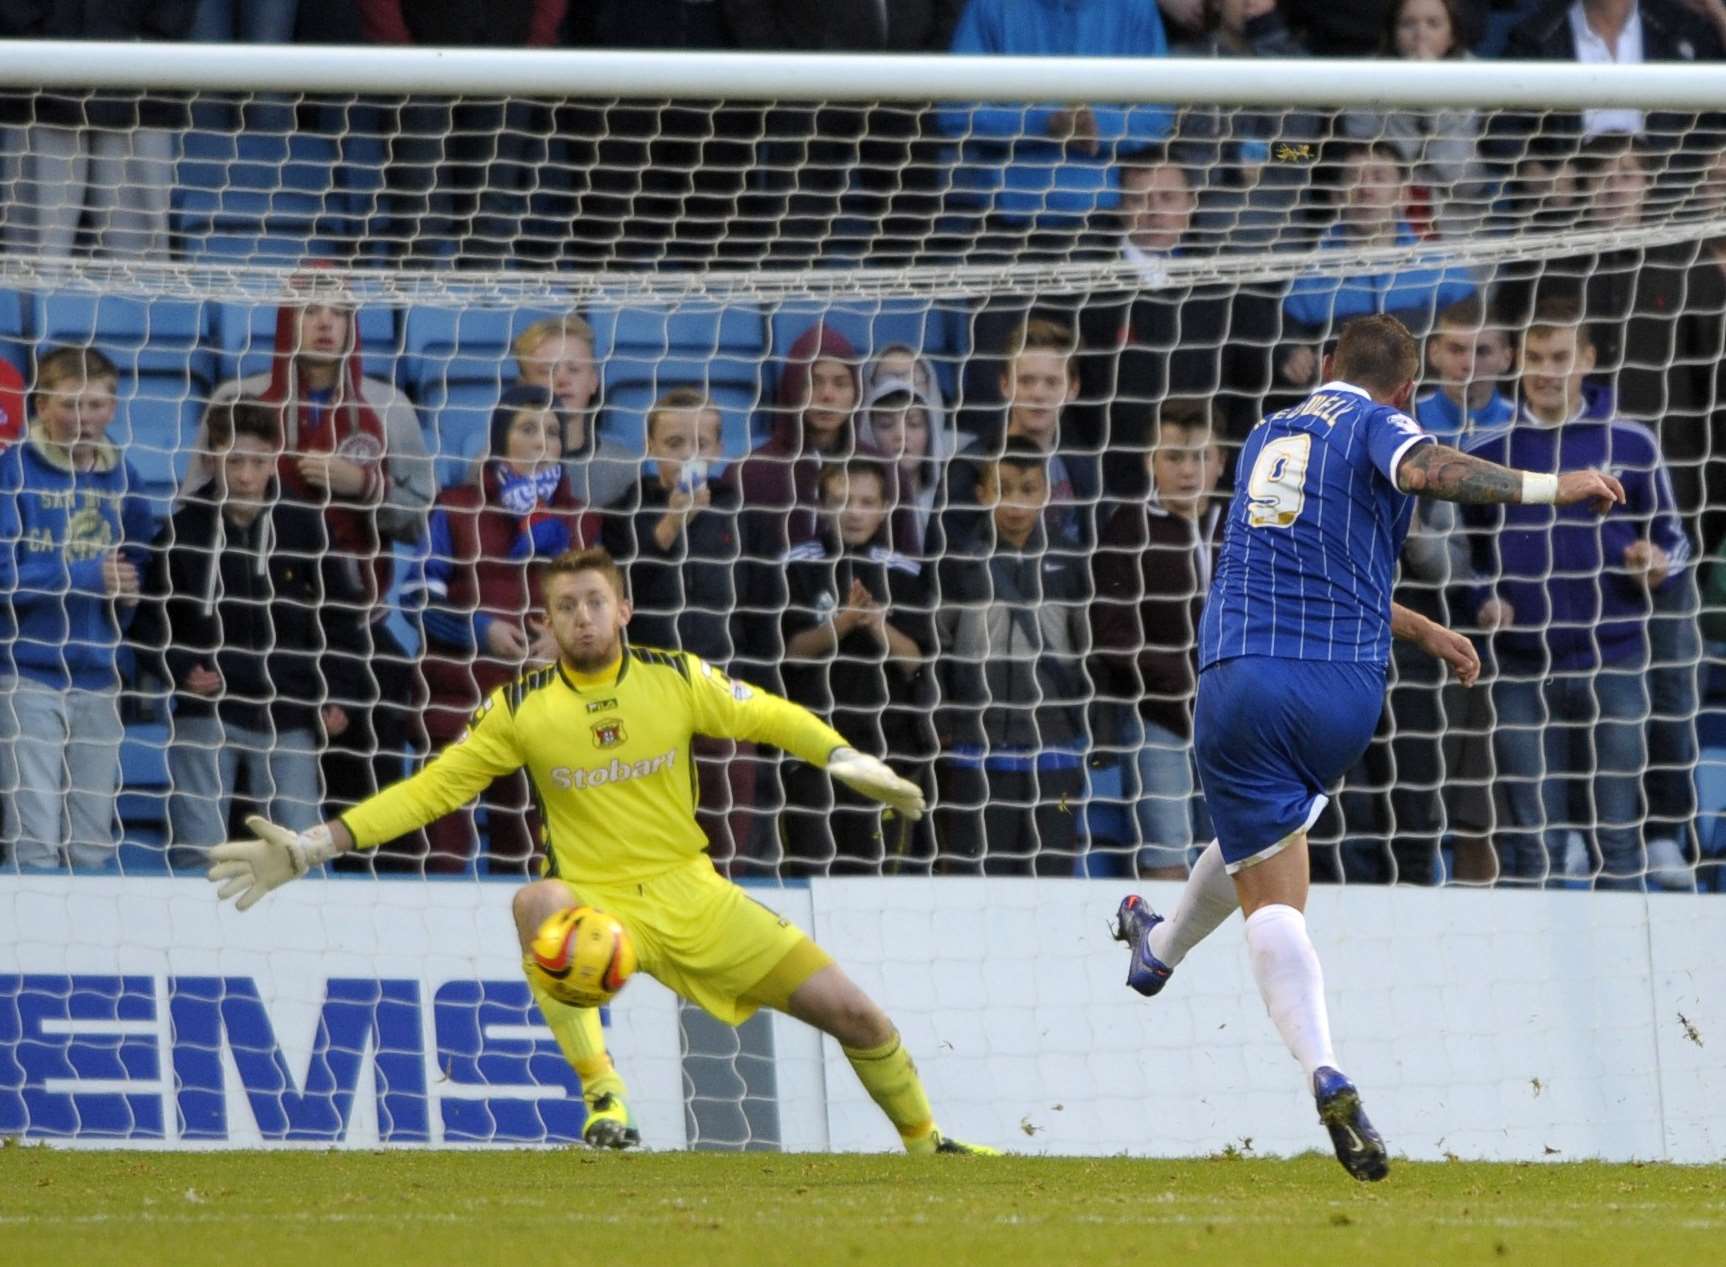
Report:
0,44,1723,1157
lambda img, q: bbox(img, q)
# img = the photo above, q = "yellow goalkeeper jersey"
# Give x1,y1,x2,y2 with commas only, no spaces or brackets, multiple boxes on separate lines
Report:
341,647,847,884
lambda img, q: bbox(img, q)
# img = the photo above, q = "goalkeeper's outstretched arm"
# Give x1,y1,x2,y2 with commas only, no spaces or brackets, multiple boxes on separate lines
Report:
1396,443,1626,513
687,656,926,820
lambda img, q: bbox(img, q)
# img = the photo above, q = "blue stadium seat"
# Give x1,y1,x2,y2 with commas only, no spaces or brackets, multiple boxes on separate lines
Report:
31,294,215,390
120,382,203,518
589,304,767,362
425,379,505,488
173,129,355,260
401,304,564,398
767,300,963,399
118,719,171,847
211,301,398,386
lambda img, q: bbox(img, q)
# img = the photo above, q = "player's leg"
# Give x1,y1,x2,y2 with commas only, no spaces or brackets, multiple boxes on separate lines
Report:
768,958,997,1156
511,879,636,1148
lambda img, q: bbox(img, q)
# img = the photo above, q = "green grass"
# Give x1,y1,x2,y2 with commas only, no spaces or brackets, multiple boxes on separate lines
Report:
2,1147,1723,1267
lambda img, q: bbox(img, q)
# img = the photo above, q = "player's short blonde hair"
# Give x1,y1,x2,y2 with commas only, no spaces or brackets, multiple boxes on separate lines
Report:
512,314,597,366
544,546,627,600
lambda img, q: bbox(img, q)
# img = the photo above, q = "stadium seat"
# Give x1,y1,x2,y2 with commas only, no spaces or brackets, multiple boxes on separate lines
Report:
30,294,215,390
117,719,171,857
425,379,505,488
120,382,204,517
766,299,962,399
401,304,565,397
211,301,398,386
589,304,767,362
173,129,357,260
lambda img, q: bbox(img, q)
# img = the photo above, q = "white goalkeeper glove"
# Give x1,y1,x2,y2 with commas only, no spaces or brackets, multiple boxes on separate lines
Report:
827,746,926,821
208,815,341,911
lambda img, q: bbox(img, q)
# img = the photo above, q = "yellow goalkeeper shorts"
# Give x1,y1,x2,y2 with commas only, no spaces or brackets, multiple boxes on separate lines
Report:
557,856,831,1026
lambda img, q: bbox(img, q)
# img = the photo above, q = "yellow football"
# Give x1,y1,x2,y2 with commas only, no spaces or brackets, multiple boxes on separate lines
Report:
528,905,638,1008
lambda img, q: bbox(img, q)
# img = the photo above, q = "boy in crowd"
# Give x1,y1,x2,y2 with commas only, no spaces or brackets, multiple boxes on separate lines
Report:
510,313,636,510
781,458,936,876
1416,295,1515,439
940,317,1100,551
0,346,154,871
1090,398,1224,879
134,400,370,872
598,388,752,864
1464,298,1689,889
936,439,1092,875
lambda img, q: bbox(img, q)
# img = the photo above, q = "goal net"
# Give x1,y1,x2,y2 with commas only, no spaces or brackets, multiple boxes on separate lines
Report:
1,46,1724,1158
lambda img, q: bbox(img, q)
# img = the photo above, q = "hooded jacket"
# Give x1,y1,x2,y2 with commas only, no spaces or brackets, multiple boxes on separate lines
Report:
188,292,433,617
131,481,370,732
729,324,916,684
0,424,156,689
854,370,957,548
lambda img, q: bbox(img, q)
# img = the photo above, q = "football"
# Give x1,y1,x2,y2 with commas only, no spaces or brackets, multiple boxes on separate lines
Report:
529,905,638,1008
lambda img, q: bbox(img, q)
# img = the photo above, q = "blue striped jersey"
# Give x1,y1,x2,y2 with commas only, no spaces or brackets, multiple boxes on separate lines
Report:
1199,381,1434,669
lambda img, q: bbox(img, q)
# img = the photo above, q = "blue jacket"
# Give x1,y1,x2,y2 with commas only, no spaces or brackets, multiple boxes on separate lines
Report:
1283,222,1479,335
1462,410,1689,672
1415,388,1514,440
0,428,156,689
936,0,1171,218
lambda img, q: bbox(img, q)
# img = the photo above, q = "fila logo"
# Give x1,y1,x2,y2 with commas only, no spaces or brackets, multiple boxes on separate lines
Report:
591,718,626,748
585,698,619,713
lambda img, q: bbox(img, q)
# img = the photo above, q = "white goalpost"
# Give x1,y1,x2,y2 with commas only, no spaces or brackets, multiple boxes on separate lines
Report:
0,43,1723,1161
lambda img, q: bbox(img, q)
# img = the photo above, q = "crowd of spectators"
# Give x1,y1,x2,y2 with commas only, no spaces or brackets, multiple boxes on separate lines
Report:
0,0,1725,891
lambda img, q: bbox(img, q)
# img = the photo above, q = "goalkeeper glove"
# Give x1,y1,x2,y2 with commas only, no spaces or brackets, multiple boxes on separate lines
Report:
208,815,341,911
827,746,925,821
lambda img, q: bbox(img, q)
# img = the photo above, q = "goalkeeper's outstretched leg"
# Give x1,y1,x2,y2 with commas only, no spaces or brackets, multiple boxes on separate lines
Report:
514,881,638,1149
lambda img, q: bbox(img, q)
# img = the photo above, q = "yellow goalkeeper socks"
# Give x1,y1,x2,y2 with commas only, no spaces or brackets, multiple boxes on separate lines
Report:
843,1032,938,1152
526,973,628,1104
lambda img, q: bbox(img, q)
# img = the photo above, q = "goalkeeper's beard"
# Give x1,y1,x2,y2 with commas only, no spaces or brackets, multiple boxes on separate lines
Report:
558,629,624,674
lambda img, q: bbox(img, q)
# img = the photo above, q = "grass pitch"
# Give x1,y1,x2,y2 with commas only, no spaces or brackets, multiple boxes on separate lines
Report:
2,1146,1722,1267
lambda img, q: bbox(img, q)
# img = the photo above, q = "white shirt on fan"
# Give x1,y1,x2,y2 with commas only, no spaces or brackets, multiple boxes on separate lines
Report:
1569,0,1646,136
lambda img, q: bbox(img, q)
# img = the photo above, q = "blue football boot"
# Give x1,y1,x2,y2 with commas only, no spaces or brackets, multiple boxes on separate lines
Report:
1110,895,1174,998
1313,1066,1389,1182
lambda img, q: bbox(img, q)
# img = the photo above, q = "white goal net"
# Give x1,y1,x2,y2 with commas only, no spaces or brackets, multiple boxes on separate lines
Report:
1,45,1724,1157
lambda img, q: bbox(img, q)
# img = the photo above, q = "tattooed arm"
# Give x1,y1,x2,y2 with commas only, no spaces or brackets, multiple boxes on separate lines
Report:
1396,442,1626,513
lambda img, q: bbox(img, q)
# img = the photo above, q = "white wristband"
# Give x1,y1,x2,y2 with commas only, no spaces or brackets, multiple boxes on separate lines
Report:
1521,472,1559,505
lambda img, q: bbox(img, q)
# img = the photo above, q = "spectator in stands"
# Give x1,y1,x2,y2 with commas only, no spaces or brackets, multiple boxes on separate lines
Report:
935,439,1092,875
359,0,568,263
191,269,434,859
1171,0,1326,252
1343,0,1491,234
1463,298,1690,889
781,458,936,874
861,343,961,455
1089,398,1223,879
136,399,367,873
0,5,194,266
940,317,1100,550
404,385,585,871
1078,145,1281,474
510,313,636,510
731,324,915,681
935,0,1174,226
856,371,952,551
1281,140,1481,364
597,388,753,865
1417,295,1516,437
0,347,153,872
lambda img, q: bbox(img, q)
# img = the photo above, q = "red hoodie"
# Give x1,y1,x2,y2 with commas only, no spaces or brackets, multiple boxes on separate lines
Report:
730,323,920,554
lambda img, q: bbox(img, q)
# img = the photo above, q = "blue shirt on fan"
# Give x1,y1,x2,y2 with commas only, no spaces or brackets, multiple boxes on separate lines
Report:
1199,381,1434,671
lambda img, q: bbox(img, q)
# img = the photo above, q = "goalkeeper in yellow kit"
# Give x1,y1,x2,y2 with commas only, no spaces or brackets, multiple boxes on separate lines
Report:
208,546,994,1155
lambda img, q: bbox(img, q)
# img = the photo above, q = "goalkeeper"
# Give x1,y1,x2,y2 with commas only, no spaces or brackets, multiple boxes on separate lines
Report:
210,546,994,1156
